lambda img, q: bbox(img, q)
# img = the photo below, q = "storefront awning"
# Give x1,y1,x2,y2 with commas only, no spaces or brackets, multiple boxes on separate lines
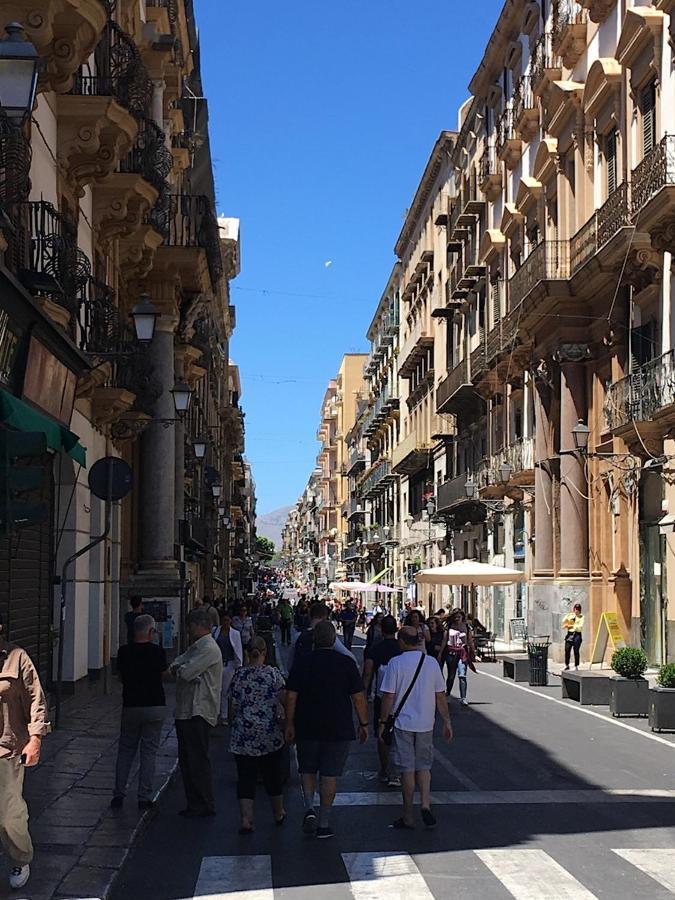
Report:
368,567,392,584
0,390,87,467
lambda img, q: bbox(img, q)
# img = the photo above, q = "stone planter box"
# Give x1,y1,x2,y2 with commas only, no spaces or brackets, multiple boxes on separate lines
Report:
609,676,649,717
649,687,675,732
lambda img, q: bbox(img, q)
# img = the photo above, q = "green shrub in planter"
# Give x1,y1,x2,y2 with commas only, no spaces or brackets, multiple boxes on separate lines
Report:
611,647,648,679
656,663,675,688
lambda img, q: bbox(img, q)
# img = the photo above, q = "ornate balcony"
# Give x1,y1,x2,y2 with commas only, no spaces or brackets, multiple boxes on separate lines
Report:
154,194,224,292
496,105,522,170
6,201,90,328
479,144,501,200
398,316,433,378
631,136,675,252
604,351,675,439
0,1,107,93
476,438,536,498
570,183,632,274
552,0,588,68
509,240,570,312
392,430,432,476
513,76,538,143
530,33,562,98
436,360,475,417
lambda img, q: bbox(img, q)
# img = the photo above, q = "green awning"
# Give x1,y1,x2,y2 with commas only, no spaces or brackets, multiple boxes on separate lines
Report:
0,390,87,467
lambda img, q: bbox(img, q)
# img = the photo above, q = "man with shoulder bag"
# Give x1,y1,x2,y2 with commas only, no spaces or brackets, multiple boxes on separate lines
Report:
379,626,452,831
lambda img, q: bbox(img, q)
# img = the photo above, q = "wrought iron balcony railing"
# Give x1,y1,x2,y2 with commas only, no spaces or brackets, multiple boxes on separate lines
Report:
570,183,631,273
437,473,471,511
7,201,90,317
146,0,178,23
496,105,516,156
119,118,173,192
71,21,152,120
164,194,224,286
604,351,675,432
631,135,675,217
479,144,499,183
509,240,570,310
79,277,128,356
530,33,561,93
513,75,534,128
0,113,31,207
361,457,395,496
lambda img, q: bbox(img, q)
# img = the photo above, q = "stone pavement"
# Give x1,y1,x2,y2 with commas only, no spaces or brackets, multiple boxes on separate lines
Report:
0,685,178,900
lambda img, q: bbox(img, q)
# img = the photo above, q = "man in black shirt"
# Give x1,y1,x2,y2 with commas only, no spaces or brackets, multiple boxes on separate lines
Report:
111,615,167,810
363,615,402,786
285,621,367,839
124,595,143,645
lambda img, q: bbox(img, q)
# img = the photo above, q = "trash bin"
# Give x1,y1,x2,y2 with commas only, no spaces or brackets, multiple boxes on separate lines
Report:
527,638,550,686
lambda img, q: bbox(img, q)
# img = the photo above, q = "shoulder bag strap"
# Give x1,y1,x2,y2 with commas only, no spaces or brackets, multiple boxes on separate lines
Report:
392,652,426,722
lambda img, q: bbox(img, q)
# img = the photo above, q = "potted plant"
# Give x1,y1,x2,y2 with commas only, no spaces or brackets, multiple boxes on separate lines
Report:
609,647,649,717
650,663,675,733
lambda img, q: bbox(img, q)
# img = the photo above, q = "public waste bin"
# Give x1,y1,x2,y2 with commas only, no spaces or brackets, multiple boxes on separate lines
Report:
528,638,550,686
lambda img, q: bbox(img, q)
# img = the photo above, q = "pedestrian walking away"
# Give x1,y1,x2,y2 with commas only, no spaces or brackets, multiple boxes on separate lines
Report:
124,595,144,645
562,603,584,671
169,609,223,818
212,612,243,725
278,597,294,645
232,605,254,649
339,599,358,650
0,612,50,891
290,602,357,668
379,626,452,831
194,595,221,630
363,615,402,786
285,621,368,839
229,637,287,834
111,615,167,811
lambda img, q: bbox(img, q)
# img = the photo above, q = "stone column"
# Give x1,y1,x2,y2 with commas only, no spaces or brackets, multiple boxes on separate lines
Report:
661,250,672,356
151,79,165,130
139,314,178,571
534,370,554,577
557,346,589,577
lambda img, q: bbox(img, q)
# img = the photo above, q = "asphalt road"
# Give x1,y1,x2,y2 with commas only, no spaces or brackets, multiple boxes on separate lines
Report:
112,633,675,899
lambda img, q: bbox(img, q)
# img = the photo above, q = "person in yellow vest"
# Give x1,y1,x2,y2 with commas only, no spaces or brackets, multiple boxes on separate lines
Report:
562,603,584,671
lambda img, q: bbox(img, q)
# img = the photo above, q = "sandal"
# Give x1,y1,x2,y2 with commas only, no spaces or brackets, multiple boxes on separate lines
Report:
389,817,415,830
421,808,437,829
274,813,287,827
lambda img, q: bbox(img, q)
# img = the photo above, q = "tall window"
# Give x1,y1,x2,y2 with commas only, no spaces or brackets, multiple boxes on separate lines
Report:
606,129,618,197
640,81,656,158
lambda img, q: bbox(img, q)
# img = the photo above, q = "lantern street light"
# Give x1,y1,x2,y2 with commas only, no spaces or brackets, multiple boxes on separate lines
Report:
465,478,477,500
499,461,512,485
130,293,158,344
0,23,40,121
211,483,222,499
571,419,591,454
193,436,207,459
171,380,192,415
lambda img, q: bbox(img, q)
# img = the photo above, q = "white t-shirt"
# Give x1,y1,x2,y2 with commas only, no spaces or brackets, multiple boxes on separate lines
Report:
380,650,446,733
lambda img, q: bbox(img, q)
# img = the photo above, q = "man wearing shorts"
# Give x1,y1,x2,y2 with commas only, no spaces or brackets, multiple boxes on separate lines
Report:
379,626,452,830
285,621,368,839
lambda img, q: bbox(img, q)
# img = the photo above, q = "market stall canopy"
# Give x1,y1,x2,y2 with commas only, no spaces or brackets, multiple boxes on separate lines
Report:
330,580,401,594
0,389,86,467
415,559,525,586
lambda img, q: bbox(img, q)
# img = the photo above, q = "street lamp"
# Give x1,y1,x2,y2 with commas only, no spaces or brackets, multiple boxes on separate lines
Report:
130,293,158,344
218,505,226,517
0,23,40,121
571,419,591,454
171,380,192,414
211,482,222,499
425,496,436,518
193,436,207,459
499,461,512,485
465,478,477,500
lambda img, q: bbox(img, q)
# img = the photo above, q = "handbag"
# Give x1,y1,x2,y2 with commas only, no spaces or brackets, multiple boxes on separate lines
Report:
381,652,426,747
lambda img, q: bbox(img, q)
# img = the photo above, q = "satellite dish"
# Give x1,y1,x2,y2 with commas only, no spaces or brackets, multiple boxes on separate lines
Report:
88,457,133,502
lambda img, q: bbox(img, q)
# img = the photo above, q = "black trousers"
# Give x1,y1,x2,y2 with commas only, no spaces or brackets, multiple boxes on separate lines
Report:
234,749,284,799
565,633,582,667
280,620,292,644
175,716,215,813
343,623,355,649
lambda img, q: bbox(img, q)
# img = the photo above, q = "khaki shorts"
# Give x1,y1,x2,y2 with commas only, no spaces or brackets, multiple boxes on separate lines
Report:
391,728,434,772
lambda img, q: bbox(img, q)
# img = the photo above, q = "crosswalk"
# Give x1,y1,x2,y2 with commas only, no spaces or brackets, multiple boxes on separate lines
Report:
188,848,675,899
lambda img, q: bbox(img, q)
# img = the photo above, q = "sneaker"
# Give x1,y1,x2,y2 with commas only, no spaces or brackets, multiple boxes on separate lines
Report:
315,826,334,839
110,796,124,809
564,666,570,671
302,809,317,834
10,865,30,889
387,775,402,788
461,698,469,706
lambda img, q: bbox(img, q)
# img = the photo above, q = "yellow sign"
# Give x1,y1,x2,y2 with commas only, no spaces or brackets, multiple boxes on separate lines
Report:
590,612,627,666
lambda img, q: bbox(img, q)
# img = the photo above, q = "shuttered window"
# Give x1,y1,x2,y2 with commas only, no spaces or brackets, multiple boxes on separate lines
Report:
606,129,617,197
640,82,656,158
491,279,502,326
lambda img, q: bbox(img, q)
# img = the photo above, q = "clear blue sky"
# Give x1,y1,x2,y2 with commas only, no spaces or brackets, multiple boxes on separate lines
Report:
197,0,502,515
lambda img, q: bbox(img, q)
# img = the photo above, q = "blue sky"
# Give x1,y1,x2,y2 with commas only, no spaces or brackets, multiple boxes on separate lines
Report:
197,0,502,516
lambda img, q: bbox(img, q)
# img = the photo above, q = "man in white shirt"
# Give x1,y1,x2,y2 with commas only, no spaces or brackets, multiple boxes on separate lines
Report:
379,626,452,830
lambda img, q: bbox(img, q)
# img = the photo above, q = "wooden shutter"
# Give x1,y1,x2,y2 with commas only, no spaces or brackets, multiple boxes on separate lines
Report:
492,279,501,325
641,82,656,157
606,130,617,197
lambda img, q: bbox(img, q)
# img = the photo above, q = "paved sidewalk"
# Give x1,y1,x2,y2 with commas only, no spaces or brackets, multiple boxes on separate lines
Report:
0,685,177,900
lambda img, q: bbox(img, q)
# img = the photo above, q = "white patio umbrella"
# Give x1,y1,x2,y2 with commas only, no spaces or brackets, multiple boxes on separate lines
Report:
415,559,525,587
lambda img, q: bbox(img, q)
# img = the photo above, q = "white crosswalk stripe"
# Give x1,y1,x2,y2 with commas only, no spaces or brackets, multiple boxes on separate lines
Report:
475,849,597,899
342,852,434,900
193,855,273,900
613,849,675,893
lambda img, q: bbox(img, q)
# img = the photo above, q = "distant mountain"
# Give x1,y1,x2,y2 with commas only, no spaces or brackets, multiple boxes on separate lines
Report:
256,505,293,550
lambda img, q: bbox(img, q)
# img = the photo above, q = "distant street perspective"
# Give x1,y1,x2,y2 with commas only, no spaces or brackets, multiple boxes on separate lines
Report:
0,0,675,898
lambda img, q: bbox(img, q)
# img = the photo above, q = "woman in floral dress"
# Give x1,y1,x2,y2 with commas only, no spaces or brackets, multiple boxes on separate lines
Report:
229,636,286,833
